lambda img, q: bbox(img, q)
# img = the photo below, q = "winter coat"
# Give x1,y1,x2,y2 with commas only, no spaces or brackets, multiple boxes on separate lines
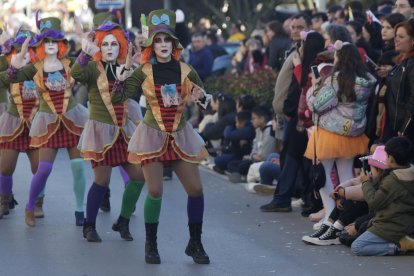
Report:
362,165,414,243
308,72,376,136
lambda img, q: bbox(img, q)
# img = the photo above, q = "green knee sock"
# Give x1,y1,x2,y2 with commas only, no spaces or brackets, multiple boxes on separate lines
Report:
144,195,162,224
120,180,145,219
70,158,86,212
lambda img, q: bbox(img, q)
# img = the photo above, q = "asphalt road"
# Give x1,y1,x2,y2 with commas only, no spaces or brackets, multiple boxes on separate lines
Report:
0,151,413,276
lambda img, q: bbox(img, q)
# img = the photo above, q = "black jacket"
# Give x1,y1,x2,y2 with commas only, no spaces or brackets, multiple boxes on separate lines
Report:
383,58,414,142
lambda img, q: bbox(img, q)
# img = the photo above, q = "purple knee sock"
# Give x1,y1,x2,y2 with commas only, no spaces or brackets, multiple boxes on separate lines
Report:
118,166,130,185
85,183,108,223
0,174,13,195
26,161,53,211
187,195,204,224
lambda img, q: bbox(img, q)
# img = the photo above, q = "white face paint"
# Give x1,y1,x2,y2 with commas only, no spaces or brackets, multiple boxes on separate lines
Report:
101,34,120,64
153,33,173,63
44,39,58,56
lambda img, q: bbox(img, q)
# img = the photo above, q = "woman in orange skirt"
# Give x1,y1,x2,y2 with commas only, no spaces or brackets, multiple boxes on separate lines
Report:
305,41,375,225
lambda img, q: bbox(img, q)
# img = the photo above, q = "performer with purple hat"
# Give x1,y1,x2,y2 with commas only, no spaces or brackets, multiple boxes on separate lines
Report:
0,13,88,227
112,9,211,264
71,12,145,242
0,29,44,219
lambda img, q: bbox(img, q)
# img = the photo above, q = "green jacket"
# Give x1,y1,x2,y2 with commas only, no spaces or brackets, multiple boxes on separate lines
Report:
0,58,77,114
112,62,203,132
0,55,10,103
72,60,125,125
363,165,414,243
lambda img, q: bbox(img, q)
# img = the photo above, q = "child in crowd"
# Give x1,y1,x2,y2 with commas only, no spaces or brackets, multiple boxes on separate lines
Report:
352,137,414,256
213,111,255,174
227,106,276,183
302,145,388,246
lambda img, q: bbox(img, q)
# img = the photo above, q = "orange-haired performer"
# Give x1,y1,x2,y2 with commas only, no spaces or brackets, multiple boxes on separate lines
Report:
0,29,44,219
112,9,211,264
0,15,88,227
71,13,145,242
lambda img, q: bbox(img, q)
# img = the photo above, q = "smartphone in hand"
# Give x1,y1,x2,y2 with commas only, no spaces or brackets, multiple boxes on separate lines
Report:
311,65,320,79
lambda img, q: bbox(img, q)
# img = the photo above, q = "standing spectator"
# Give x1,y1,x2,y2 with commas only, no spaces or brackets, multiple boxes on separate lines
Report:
205,31,227,59
362,21,383,63
392,0,414,20
382,19,414,143
327,5,344,23
312,12,328,34
189,33,214,81
228,21,246,42
305,42,375,225
265,20,291,71
273,12,311,115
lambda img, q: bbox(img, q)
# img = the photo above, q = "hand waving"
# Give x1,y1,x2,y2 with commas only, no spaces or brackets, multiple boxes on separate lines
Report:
11,37,31,69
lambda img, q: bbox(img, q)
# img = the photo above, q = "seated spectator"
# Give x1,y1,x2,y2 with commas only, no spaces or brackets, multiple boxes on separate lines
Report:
352,137,414,256
302,145,388,246
202,93,236,155
213,111,255,174
227,106,276,182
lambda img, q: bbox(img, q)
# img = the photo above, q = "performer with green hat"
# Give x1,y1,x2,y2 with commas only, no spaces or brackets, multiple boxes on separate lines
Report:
0,28,44,219
112,9,211,264
71,12,145,242
0,12,88,227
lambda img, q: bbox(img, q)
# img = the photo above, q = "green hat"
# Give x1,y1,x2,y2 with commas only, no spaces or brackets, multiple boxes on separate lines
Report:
35,12,67,44
93,12,116,28
141,9,182,49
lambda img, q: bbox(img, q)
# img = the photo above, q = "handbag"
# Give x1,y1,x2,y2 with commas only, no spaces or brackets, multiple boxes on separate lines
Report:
310,115,326,190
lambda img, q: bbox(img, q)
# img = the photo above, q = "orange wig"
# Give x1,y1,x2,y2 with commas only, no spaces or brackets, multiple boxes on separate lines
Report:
6,48,38,64
93,28,129,63
141,41,182,64
36,41,69,60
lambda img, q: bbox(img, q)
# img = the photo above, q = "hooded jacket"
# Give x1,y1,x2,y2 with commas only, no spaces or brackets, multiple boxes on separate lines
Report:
362,165,414,243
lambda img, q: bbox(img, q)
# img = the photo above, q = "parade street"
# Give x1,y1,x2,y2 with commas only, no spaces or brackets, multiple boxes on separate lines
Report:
0,151,412,276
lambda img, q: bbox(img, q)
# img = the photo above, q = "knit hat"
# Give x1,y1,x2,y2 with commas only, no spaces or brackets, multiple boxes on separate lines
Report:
362,146,388,170
141,9,182,49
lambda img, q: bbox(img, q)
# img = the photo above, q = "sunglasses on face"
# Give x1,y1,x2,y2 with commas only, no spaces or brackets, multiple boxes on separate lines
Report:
154,36,173,44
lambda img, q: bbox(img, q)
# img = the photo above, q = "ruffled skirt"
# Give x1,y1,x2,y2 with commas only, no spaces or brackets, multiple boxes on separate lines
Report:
128,122,208,165
0,102,8,116
305,127,369,160
78,118,135,163
29,104,88,148
0,114,32,151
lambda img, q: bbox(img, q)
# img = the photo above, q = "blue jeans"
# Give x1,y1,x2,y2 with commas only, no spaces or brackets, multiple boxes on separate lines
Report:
351,230,396,256
259,153,281,185
214,154,236,171
272,153,300,207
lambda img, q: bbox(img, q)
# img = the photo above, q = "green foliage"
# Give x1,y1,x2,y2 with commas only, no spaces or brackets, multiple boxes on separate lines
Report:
204,69,278,108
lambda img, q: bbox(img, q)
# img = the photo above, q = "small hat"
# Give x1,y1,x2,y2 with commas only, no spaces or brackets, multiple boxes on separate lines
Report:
34,11,66,44
2,28,37,54
141,9,182,49
361,145,388,170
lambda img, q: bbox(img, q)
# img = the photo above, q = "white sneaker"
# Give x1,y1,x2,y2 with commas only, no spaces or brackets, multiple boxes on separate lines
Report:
291,198,304,208
309,208,325,222
253,184,276,195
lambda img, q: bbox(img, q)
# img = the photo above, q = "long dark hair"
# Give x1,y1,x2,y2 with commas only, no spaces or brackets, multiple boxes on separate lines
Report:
334,43,368,102
300,32,325,87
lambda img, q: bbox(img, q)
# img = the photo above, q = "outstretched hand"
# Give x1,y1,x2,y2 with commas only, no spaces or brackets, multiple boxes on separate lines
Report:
10,36,31,69
125,43,133,69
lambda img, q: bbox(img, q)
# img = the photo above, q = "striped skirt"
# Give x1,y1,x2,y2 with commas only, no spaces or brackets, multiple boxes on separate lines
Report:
41,123,79,149
91,134,128,168
0,124,32,152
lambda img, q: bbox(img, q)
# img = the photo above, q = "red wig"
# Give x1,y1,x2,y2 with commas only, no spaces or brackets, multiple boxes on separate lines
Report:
36,41,69,60
93,28,129,63
7,48,38,64
141,40,182,64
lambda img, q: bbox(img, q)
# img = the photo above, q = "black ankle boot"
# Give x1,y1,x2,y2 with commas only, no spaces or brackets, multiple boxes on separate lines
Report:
112,216,133,241
83,222,102,242
100,189,111,212
145,222,161,264
185,223,210,264
9,194,18,210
